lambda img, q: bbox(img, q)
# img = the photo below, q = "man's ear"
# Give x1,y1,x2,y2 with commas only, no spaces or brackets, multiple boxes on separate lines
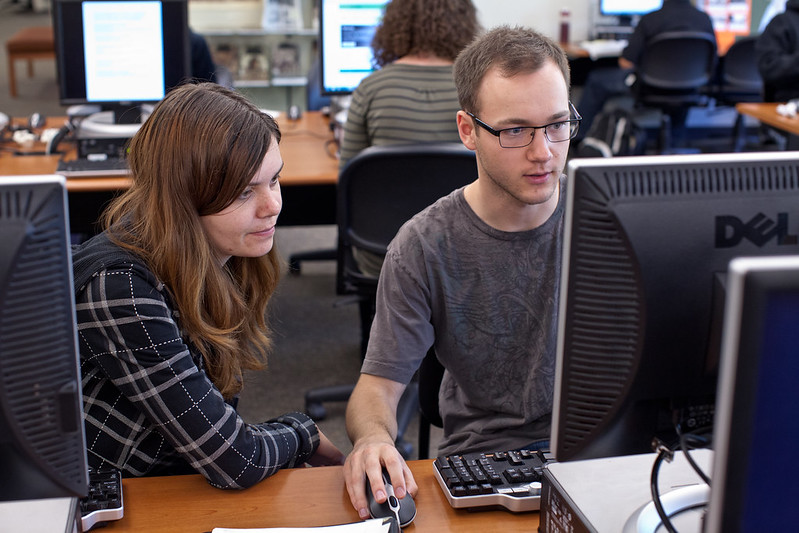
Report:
456,110,477,150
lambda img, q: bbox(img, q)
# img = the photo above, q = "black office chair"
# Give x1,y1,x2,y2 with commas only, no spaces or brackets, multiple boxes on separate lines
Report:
632,31,718,153
303,142,478,458
417,347,445,460
712,36,763,151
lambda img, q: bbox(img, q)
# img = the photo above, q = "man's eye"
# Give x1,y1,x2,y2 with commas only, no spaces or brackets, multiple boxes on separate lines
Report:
505,127,528,136
549,121,567,131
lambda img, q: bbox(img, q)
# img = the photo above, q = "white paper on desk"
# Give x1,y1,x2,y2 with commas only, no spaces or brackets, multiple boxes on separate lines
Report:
212,517,391,533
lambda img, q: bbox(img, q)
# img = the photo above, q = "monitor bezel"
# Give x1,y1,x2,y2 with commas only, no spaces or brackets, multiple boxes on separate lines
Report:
52,0,191,112
704,255,799,533
0,175,89,502
318,0,388,96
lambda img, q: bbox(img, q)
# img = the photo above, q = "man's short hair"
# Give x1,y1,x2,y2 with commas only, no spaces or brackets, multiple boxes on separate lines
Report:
453,25,571,115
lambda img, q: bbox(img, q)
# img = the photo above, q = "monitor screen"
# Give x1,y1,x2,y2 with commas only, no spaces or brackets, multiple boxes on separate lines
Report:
319,0,389,96
705,255,799,533
599,0,662,19
0,176,88,502
552,151,799,462
52,0,191,123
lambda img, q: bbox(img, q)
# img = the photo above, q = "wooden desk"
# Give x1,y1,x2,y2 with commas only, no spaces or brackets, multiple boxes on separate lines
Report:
0,111,338,189
0,112,339,228
736,102,799,149
104,460,539,533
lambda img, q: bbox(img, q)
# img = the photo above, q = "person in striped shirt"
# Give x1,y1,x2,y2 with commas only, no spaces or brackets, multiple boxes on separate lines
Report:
337,0,481,170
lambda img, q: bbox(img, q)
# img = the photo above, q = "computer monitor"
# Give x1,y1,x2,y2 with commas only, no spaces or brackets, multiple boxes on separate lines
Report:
0,176,88,502
705,255,799,533
52,0,191,124
319,0,389,96
552,151,799,463
599,0,662,25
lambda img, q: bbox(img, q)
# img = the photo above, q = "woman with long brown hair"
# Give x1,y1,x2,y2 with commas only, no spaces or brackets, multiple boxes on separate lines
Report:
72,82,344,488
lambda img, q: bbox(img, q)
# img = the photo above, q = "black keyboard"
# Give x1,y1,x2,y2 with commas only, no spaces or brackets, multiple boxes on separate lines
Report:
80,468,124,531
56,157,129,177
433,449,552,512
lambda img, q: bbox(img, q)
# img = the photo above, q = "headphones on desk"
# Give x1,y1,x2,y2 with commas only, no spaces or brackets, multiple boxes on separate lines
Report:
46,121,74,155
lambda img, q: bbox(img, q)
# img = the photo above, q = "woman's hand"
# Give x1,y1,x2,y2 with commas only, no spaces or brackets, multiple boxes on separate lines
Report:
306,429,346,466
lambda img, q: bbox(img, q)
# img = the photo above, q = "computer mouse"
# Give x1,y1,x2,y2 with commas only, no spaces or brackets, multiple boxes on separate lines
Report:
288,104,302,121
365,468,416,530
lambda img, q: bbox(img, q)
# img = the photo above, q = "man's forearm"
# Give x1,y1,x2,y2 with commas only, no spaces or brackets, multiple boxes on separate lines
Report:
346,374,405,446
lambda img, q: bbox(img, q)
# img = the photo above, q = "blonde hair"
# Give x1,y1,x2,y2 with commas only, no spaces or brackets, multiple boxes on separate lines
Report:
103,82,282,399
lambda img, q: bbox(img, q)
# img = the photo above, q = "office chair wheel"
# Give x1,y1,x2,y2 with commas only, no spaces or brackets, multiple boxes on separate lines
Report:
305,402,328,421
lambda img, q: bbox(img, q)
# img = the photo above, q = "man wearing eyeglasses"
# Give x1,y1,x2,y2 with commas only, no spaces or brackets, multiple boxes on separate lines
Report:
343,25,578,519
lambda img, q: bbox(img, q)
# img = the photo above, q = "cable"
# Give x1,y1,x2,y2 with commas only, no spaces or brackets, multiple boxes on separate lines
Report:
677,426,711,486
650,442,679,533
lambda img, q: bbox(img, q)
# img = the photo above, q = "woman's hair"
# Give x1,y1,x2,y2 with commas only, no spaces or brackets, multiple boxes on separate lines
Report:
102,82,282,399
371,0,480,67
454,25,571,115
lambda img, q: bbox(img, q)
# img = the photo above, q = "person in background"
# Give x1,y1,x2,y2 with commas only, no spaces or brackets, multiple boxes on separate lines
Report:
755,0,799,102
189,30,221,84
758,0,788,33
576,0,715,139
342,25,580,519
337,0,480,170
72,82,345,488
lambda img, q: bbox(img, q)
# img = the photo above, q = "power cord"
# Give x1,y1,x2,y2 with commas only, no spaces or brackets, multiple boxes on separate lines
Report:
650,439,679,533
649,429,712,533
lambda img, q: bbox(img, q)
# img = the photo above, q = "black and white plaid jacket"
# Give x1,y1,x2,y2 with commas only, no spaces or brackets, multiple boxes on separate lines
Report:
72,232,319,488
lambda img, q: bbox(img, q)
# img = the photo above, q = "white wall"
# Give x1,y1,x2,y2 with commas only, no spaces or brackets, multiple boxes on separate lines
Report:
472,0,595,43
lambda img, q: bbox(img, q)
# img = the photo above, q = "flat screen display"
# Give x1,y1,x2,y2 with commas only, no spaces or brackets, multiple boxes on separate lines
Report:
319,0,389,95
53,0,190,108
599,0,662,18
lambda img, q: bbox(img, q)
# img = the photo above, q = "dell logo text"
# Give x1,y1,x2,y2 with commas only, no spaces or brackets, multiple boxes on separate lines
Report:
715,213,798,248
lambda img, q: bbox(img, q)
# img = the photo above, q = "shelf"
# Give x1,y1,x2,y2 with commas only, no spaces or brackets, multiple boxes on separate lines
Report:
200,28,318,37
233,76,308,88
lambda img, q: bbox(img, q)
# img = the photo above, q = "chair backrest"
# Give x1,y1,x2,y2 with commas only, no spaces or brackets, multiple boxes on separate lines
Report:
336,143,477,294
637,31,718,91
720,36,763,95
418,347,444,428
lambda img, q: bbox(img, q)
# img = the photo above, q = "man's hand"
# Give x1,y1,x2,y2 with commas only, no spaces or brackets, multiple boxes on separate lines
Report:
343,436,418,519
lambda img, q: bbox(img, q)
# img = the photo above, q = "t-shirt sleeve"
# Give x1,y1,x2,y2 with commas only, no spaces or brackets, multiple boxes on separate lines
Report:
361,231,435,384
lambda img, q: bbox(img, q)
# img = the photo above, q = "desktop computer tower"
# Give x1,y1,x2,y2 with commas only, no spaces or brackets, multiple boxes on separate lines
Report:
539,451,712,533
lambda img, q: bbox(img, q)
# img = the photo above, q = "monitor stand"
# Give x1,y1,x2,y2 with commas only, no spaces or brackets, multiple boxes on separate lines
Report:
623,484,709,533
76,104,154,140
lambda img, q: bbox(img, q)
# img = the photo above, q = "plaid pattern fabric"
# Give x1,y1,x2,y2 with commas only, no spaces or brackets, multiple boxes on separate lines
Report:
74,249,318,489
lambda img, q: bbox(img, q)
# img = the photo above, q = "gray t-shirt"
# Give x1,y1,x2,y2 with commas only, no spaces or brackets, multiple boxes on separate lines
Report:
361,183,564,456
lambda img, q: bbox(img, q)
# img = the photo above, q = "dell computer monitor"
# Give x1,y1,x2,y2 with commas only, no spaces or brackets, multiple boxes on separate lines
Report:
319,0,389,96
52,0,191,124
552,151,799,463
599,0,662,25
705,255,799,533
0,176,88,502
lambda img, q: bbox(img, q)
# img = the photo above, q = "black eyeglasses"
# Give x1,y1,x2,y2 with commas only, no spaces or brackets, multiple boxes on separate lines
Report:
467,102,582,148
